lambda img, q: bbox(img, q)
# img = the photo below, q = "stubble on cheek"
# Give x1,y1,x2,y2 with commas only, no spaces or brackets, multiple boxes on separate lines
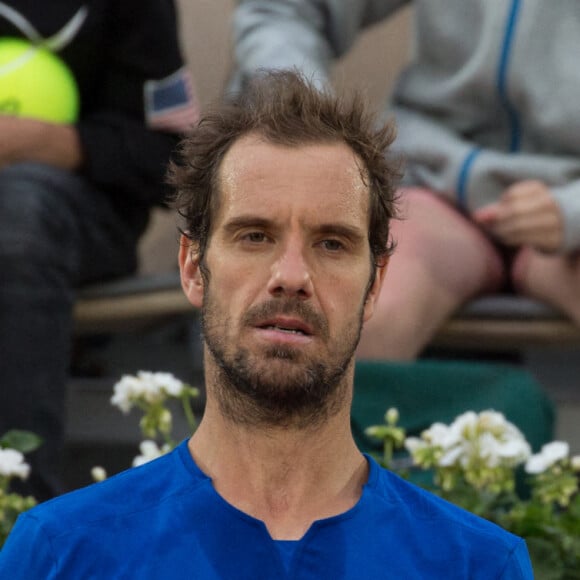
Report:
201,299,363,429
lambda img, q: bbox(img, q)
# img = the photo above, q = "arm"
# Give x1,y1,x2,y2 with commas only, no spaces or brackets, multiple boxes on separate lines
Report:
74,0,199,206
391,109,580,254
0,116,82,171
0,513,57,579
231,0,409,92
499,539,534,579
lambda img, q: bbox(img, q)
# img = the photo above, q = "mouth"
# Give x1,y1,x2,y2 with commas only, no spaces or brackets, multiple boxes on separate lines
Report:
255,317,313,337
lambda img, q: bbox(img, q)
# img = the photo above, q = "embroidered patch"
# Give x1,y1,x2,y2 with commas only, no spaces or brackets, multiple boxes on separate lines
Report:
144,66,199,133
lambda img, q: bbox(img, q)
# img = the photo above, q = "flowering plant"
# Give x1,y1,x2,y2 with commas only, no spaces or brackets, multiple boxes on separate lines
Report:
92,371,199,480
0,372,199,548
366,409,580,580
2,369,579,580
0,430,41,546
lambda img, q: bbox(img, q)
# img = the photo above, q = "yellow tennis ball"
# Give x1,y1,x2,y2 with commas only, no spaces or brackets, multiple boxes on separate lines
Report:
0,37,79,124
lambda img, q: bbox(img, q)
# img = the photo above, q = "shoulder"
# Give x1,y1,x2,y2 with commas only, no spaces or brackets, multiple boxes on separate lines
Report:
0,442,213,577
363,456,531,574
27,440,204,537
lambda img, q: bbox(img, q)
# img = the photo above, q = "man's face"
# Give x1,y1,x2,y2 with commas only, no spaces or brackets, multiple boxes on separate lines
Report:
180,135,387,428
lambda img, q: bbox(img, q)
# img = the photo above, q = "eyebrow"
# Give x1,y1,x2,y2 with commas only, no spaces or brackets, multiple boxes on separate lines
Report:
222,216,365,242
316,223,366,243
222,216,273,235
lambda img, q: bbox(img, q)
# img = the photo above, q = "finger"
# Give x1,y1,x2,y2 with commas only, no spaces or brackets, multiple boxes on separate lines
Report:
472,205,500,225
488,214,563,251
502,179,547,202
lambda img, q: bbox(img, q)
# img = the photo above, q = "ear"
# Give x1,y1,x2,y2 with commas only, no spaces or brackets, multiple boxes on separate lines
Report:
362,256,389,323
178,234,204,308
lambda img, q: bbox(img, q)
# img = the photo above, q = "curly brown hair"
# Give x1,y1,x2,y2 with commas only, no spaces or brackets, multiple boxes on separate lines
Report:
167,70,400,270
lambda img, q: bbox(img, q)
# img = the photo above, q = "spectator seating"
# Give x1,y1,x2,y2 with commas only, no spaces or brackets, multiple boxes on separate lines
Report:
74,273,580,352
74,272,188,335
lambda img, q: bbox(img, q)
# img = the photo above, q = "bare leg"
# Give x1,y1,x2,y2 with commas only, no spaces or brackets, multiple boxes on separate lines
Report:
357,189,504,360
512,247,580,324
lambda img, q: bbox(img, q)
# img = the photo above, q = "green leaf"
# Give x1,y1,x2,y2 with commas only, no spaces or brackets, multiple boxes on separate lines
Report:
527,537,565,580
0,430,43,454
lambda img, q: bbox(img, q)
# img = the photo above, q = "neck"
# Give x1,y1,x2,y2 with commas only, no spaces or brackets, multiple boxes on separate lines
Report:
188,392,367,540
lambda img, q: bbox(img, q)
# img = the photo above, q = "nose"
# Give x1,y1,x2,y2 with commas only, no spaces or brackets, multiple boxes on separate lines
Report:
267,239,313,299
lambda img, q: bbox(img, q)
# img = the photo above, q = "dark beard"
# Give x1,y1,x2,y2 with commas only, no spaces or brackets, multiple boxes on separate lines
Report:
201,297,363,429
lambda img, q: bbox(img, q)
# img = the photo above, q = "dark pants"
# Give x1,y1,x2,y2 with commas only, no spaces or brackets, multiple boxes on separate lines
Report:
0,163,142,501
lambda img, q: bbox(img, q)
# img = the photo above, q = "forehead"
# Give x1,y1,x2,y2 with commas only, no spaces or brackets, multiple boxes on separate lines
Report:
215,135,370,226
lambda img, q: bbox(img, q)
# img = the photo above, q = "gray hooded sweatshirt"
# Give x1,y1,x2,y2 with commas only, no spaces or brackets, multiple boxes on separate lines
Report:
232,0,580,252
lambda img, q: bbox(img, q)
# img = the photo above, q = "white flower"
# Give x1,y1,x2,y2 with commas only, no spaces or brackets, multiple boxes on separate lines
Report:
91,466,108,482
525,441,570,474
450,411,479,439
409,410,531,471
571,455,580,472
111,374,145,413
422,422,460,449
146,372,185,397
495,437,531,465
111,371,185,413
132,440,171,467
476,432,504,468
158,409,173,433
439,445,464,467
386,408,399,425
0,448,30,480
404,436,427,454
478,410,509,433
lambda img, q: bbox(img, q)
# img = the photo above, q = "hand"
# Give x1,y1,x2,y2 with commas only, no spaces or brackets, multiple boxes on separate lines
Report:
472,180,564,253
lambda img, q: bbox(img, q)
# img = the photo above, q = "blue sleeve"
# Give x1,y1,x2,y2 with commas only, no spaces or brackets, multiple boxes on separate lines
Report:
0,513,57,579
500,539,534,579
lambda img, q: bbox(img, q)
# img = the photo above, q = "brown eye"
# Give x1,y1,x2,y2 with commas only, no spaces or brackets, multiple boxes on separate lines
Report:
244,232,267,243
321,239,344,251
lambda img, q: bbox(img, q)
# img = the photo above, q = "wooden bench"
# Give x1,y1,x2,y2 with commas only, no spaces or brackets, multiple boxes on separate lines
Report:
74,272,191,335
74,273,580,351
67,274,580,461
434,296,580,352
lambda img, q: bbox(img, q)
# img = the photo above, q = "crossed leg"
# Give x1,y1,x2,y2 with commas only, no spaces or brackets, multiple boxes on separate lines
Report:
357,188,505,360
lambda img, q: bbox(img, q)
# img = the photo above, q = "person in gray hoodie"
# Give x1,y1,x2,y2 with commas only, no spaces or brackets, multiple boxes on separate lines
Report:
231,0,580,359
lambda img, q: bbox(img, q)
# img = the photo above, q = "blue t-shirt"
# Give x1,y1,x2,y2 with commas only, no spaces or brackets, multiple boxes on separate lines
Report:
0,440,533,579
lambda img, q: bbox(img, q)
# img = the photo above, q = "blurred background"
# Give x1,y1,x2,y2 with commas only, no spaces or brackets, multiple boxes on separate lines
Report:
64,1,580,490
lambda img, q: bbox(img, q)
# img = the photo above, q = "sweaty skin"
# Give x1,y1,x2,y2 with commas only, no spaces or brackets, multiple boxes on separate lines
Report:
179,135,388,540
